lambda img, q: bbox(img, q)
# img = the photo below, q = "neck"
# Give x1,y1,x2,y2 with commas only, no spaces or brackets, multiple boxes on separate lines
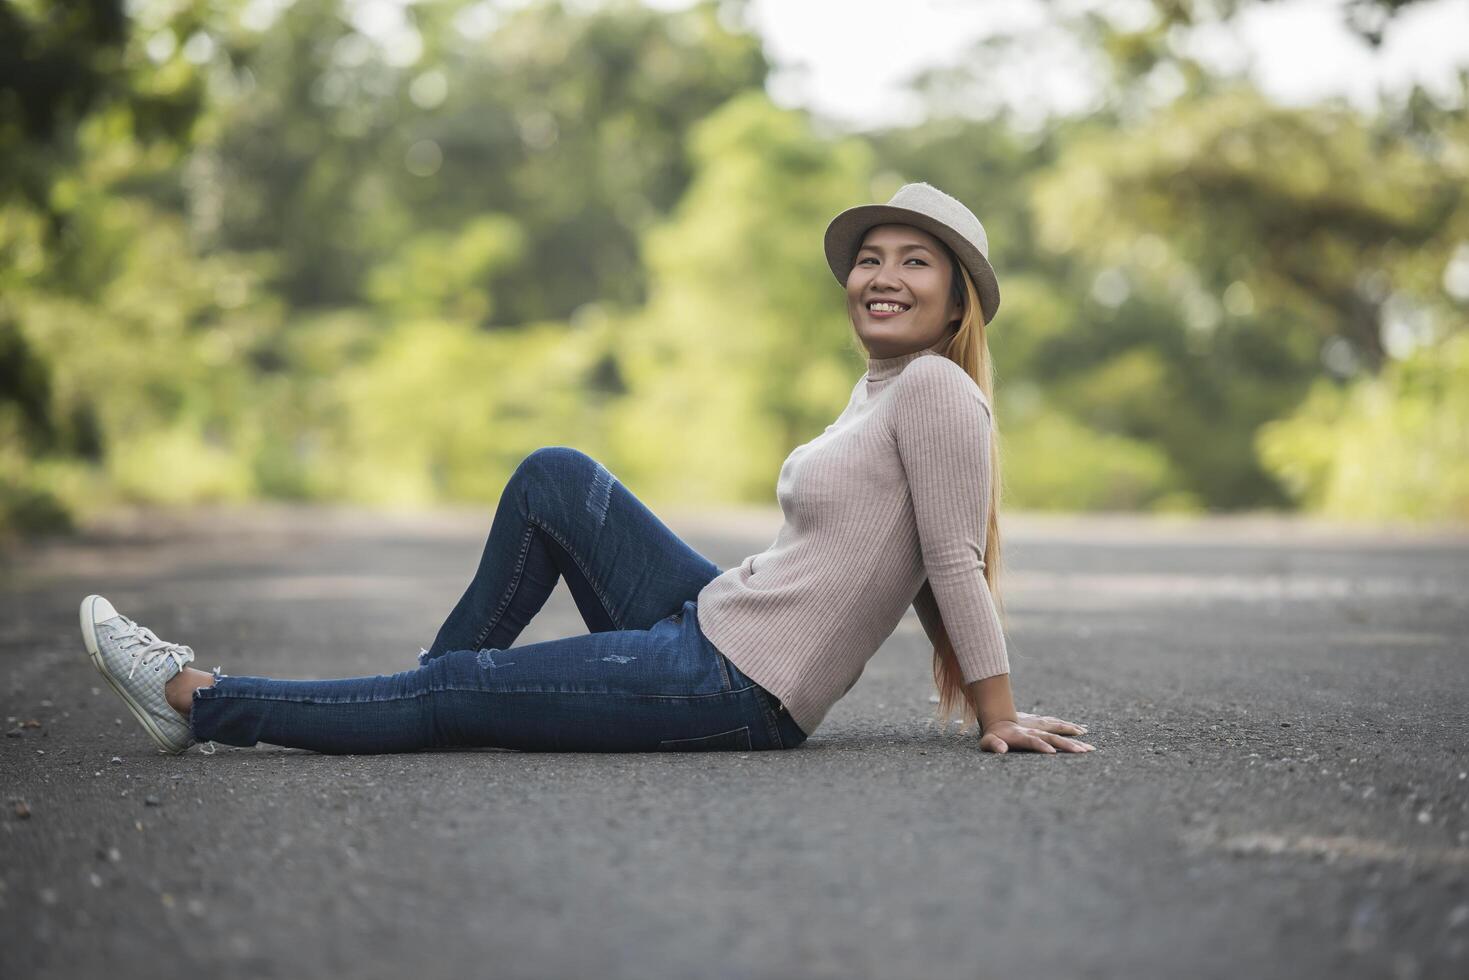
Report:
865,336,949,381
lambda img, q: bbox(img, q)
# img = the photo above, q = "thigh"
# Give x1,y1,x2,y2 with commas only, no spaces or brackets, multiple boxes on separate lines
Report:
522,447,723,631
425,604,776,752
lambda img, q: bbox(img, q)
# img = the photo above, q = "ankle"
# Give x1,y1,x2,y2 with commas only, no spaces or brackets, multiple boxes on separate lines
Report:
165,666,214,716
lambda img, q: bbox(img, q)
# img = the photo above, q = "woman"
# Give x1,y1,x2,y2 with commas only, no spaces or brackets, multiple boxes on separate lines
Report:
80,182,1094,757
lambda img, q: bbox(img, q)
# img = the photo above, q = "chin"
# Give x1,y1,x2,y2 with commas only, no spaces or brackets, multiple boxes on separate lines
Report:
858,324,917,348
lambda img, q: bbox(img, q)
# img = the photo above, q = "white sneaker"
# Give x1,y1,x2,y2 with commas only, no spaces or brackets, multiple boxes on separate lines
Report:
80,595,197,755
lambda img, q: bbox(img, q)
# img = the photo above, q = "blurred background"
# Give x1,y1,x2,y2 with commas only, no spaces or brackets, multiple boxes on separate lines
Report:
2,0,1466,538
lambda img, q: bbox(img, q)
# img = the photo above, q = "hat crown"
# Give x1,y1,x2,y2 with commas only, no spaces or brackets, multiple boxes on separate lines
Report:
886,182,989,260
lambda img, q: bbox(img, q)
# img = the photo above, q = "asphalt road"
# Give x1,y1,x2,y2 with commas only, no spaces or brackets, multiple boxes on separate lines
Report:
2,504,1466,980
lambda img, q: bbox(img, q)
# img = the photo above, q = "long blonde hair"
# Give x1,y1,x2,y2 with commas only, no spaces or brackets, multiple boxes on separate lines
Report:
929,251,1005,735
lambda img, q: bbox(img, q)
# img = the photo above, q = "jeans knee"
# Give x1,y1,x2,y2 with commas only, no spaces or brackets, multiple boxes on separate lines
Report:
521,445,586,470
515,446,588,490
515,447,615,527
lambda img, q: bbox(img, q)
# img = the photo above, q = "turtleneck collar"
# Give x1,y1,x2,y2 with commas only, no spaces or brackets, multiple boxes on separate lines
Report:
865,337,950,382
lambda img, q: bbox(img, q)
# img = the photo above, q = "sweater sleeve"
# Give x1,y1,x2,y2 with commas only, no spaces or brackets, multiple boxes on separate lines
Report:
891,357,1009,683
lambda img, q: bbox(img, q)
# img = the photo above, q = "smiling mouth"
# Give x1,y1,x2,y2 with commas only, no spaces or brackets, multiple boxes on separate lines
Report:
866,301,911,315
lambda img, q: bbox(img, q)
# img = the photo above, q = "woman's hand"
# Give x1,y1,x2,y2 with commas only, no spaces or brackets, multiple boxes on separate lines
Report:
1015,710,1088,737
980,718,1094,754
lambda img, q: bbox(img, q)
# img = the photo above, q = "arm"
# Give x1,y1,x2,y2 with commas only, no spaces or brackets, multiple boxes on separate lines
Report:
897,362,1092,754
916,587,1089,751
891,360,1009,687
912,579,1016,731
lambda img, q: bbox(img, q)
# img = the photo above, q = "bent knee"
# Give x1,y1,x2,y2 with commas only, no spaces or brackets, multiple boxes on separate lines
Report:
512,447,610,507
517,445,593,477
511,449,584,487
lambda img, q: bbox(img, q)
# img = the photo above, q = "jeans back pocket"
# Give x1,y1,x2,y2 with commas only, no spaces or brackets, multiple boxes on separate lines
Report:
656,725,752,752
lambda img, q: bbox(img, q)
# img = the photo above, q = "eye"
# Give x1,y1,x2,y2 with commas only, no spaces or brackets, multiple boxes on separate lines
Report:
856,256,928,265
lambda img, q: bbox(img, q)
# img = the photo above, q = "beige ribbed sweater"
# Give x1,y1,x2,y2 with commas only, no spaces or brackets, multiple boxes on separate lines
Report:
695,338,1009,736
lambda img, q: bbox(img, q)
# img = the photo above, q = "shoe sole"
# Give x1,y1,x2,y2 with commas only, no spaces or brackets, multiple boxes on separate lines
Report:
80,595,190,756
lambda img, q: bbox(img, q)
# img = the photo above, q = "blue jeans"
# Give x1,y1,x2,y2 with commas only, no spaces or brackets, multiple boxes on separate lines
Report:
190,447,808,754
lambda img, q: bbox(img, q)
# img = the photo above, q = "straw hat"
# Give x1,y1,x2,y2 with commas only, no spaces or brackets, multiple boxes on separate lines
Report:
823,181,1000,325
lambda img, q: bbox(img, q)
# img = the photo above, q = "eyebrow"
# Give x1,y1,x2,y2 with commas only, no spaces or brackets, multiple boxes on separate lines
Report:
856,243,934,254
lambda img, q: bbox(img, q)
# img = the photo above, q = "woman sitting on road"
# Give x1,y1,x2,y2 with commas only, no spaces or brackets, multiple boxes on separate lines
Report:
81,182,1094,757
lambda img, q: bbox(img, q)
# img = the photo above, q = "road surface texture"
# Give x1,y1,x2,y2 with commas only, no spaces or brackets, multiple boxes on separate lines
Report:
2,504,1466,980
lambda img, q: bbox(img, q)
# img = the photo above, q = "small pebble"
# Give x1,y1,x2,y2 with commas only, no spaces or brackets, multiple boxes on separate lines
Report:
110,756,123,765
13,801,30,819
144,795,161,807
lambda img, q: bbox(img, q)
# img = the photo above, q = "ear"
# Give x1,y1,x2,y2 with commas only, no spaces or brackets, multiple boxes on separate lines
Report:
946,290,965,331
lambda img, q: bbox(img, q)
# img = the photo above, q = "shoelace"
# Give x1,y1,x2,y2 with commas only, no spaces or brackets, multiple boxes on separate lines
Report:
114,618,196,680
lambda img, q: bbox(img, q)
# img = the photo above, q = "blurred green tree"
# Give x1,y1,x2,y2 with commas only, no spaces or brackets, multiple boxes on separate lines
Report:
196,0,770,320
2,0,1463,532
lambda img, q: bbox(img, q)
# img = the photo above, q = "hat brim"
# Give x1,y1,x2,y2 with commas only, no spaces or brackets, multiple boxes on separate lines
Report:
824,204,1001,325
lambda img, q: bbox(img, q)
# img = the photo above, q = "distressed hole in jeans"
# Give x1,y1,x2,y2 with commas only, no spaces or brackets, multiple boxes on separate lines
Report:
586,463,615,528
476,648,516,669
585,654,637,664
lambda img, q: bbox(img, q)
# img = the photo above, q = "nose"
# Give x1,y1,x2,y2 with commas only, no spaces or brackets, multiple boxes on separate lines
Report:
869,258,902,292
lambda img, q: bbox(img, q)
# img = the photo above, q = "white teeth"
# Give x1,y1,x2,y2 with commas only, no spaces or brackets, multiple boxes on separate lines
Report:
868,302,909,313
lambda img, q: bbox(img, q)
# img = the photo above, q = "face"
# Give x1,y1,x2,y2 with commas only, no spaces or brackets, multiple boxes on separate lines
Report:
845,223,964,359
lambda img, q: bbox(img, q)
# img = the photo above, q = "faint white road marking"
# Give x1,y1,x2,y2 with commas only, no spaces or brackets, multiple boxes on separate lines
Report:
1183,828,1469,866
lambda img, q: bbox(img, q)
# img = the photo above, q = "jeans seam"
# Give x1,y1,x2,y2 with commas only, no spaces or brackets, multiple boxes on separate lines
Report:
732,680,781,748
756,689,784,749
472,522,538,651
526,512,624,630
721,660,780,748
657,725,751,750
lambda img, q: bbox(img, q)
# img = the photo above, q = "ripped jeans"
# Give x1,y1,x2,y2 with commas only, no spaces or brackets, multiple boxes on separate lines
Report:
189,447,807,754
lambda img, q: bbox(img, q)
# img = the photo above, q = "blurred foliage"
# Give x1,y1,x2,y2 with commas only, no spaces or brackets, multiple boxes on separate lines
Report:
605,90,874,502
1,0,1466,538
1256,331,1469,521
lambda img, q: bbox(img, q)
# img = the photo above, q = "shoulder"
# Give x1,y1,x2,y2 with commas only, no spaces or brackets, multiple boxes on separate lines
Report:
890,354,993,421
